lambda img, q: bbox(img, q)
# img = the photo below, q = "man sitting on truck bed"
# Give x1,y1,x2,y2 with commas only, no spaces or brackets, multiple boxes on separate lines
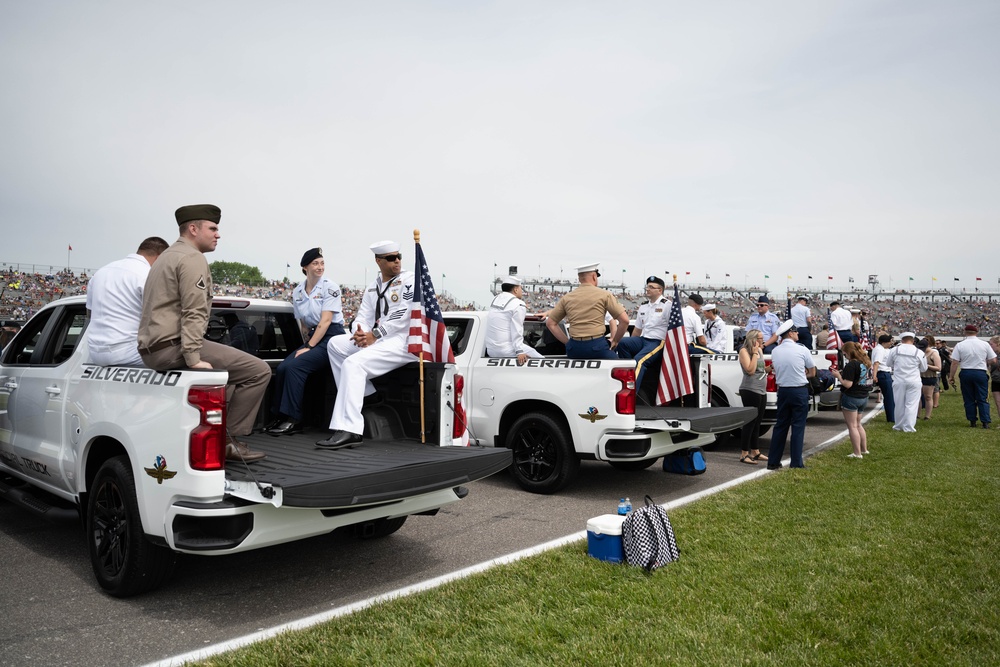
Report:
485,275,543,365
137,204,270,463
316,240,415,450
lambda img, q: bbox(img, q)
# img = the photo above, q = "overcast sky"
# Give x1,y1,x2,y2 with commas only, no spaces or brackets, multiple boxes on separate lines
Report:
2,1,997,305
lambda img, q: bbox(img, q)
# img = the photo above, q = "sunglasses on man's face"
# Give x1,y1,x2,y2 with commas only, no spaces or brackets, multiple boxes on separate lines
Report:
378,253,402,262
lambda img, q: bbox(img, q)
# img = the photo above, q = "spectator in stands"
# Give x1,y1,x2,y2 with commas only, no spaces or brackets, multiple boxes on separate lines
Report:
919,336,942,420
937,339,953,390
816,324,830,349
871,334,895,424
746,295,782,353
948,324,997,429
830,342,873,458
86,236,169,366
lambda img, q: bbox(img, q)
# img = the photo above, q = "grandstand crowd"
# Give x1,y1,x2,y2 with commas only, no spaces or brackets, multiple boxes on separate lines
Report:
2,267,996,338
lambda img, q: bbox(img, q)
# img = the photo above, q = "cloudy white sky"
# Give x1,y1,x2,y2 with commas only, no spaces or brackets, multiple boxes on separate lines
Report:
2,1,997,305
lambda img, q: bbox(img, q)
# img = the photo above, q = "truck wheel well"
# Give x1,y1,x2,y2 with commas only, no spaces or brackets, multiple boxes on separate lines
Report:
498,400,569,448
85,437,128,491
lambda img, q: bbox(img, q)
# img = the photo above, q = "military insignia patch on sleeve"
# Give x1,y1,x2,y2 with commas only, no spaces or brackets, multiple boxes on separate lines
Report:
196,277,207,290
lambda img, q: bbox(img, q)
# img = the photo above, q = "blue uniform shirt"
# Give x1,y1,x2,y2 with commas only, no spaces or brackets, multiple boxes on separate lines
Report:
771,339,815,387
746,310,782,341
292,276,345,329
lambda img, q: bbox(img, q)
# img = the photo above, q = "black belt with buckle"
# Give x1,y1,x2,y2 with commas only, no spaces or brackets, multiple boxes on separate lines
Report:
139,338,180,354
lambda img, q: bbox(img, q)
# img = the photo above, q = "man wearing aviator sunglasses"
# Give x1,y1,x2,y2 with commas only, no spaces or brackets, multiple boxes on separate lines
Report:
316,240,415,450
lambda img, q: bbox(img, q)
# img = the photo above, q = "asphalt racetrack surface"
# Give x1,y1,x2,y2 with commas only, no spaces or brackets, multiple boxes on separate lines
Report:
0,403,871,667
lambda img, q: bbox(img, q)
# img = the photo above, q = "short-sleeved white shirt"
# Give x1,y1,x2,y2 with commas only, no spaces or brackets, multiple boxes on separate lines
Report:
682,305,705,344
771,338,816,387
950,336,996,372
86,253,151,365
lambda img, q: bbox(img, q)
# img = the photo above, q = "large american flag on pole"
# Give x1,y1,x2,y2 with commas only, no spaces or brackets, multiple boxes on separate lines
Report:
407,242,455,364
656,283,693,405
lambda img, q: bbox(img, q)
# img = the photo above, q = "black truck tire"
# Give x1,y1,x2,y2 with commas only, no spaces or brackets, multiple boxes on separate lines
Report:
507,412,579,494
87,456,176,597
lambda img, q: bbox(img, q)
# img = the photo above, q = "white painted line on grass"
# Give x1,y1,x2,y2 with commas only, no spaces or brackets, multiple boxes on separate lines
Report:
142,402,883,667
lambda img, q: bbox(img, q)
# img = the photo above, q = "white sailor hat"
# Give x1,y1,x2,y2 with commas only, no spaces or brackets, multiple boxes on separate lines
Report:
796,295,808,302
501,275,521,286
575,262,601,275
777,319,796,336
369,240,400,255
899,331,916,339
850,308,861,314
703,303,717,312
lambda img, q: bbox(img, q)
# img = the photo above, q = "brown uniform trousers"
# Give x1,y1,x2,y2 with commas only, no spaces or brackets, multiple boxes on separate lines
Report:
140,340,270,437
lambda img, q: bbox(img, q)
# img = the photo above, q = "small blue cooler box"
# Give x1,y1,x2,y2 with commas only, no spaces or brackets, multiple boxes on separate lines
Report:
587,514,626,563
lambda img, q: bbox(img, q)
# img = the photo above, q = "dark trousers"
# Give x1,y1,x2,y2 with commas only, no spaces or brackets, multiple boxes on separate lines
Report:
797,327,813,350
739,390,766,452
271,326,343,422
567,337,617,360
959,369,991,425
141,340,270,437
876,370,895,423
837,330,857,344
617,336,662,390
767,385,809,468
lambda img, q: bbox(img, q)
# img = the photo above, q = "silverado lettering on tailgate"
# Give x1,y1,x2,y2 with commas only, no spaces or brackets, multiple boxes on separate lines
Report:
81,366,182,386
486,359,603,369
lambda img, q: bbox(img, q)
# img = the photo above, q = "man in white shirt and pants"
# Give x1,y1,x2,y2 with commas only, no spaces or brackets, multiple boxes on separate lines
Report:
86,237,169,366
486,276,543,365
885,331,927,432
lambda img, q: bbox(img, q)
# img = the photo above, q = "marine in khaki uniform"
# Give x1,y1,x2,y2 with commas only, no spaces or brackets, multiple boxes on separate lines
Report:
137,204,270,463
544,262,629,360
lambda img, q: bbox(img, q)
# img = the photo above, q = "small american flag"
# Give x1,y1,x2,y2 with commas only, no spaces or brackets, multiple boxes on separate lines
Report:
826,308,840,350
407,242,455,364
656,283,693,405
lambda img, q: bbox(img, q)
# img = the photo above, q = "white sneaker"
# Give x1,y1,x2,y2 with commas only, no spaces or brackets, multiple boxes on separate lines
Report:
846,453,863,459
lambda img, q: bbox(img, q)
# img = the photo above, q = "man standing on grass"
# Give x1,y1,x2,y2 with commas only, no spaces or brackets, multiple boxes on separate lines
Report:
766,320,815,469
885,331,927,433
948,324,996,429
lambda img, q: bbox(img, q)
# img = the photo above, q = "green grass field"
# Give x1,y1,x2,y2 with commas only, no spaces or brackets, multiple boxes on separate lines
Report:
198,390,999,667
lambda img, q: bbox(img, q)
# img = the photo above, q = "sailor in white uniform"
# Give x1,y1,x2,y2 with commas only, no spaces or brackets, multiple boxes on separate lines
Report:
485,276,543,365
316,240,416,449
702,303,728,353
885,331,927,433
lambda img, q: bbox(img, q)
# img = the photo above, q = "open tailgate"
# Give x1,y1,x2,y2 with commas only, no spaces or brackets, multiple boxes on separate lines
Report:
634,405,756,434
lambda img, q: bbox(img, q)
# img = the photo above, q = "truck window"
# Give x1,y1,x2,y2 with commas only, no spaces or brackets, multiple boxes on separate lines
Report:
207,309,301,361
1,308,55,365
446,319,471,355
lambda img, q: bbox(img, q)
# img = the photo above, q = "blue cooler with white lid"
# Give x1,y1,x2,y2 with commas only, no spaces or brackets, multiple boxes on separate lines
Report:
586,514,625,563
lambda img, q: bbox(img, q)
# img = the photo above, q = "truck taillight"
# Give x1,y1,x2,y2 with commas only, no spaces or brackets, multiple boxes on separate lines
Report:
611,367,635,415
764,360,777,393
452,373,467,441
826,352,839,371
188,385,227,471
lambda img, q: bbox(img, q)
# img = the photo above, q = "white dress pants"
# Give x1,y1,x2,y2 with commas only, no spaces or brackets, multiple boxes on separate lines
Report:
892,378,921,433
326,332,414,435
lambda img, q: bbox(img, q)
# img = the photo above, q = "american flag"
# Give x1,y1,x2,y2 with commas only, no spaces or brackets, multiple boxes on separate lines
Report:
656,283,693,405
407,242,455,364
826,308,840,350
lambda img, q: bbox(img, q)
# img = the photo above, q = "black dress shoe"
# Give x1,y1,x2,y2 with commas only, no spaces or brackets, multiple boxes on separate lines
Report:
268,420,302,436
315,430,363,449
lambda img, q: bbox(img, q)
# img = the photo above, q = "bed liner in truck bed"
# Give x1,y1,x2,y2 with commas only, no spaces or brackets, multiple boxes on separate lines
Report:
225,432,512,508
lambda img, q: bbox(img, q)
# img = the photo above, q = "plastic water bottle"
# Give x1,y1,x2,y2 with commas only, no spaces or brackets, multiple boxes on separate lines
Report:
617,498,629,515
624,497,632,514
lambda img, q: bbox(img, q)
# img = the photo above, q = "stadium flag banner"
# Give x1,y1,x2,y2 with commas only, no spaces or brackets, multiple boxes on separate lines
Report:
656,283,693,405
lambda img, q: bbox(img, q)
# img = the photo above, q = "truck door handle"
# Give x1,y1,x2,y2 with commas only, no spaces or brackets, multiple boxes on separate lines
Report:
45,386,62,396
3,382,16,390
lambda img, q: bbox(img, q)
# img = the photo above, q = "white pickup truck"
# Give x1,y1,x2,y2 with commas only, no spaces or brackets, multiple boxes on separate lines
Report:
0,296,510,597
442,312,755,494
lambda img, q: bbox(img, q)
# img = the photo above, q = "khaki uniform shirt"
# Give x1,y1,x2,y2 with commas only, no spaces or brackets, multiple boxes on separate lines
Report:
137,237,213,366
548,284,624,339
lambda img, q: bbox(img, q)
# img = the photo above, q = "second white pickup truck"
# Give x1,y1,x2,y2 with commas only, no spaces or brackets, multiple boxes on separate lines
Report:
442,312,755,494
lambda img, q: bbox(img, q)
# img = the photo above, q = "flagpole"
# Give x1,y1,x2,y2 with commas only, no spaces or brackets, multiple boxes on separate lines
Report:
414,229,426,443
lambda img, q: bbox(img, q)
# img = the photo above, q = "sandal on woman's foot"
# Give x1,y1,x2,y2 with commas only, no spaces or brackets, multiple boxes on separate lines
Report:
740,455,758,465
751,452,768,461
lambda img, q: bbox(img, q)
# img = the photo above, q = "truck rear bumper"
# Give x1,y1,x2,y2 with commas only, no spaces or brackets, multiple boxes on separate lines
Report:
597,429,715,462
164,486,464,554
